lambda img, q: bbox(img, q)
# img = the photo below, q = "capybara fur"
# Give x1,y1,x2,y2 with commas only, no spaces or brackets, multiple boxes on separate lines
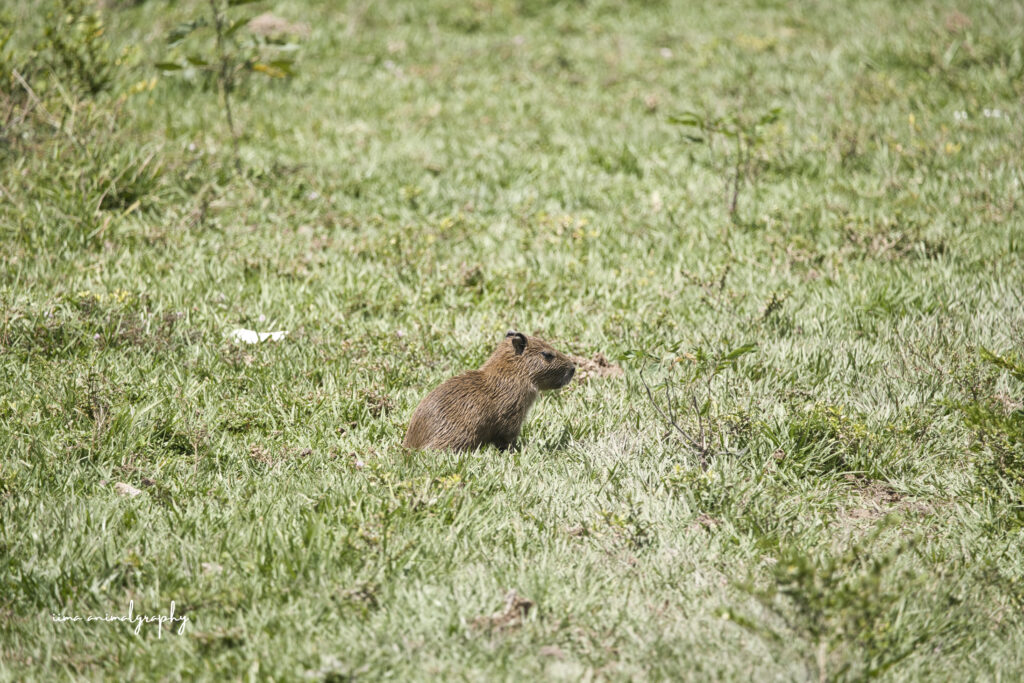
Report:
403,331,576,451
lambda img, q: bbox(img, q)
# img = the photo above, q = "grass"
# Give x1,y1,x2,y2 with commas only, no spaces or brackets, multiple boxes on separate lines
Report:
2,0,1024,679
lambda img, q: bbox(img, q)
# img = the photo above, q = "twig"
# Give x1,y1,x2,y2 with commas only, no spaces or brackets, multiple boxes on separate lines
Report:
665,204,684,231
639,366,709,469
665,371,677,425
10,69,57,130
729,136,742,217
691,391,706,452
209,0,240,168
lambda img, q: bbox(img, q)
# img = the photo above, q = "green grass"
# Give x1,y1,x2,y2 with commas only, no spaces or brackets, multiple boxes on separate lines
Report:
2,0,1024,679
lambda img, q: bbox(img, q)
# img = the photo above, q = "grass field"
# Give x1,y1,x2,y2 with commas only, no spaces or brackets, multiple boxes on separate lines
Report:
2,0,1024,679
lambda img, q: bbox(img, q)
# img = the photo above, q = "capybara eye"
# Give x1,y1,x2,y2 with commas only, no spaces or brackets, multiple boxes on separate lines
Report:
542,351,554,361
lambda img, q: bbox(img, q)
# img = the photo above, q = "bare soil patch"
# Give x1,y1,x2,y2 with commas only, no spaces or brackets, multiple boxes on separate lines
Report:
569,353,624,382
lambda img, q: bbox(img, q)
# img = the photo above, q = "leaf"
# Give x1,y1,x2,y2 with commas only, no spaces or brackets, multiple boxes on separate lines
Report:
757,107,783,126
167,19,205,45
252,62,287,78
185,55,209,67
722,343,757,361
154,62,183,71
225,16,250,37
681,134,705,143
669,112,703,127
618,349,655,362
268,58,296,75
228,0,262,5
715,343,757,371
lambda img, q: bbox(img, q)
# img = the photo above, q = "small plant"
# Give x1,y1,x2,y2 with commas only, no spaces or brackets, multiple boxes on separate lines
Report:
661,464,736,518
0,14,28,100
670,106,781,219
959,347,1024,524
639,342,756,468
787,403,873,475
156,0,300,162
42,0,122,96
739,530,936,681
598,501,653,551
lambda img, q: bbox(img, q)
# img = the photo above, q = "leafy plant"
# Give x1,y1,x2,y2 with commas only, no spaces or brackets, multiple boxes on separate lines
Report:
639,342,756,468
156,0,300,161
42,0,122,96
670,107,782,219
960,347,1024,523
0,14,27,100
738,530,942,681
787,403,873,475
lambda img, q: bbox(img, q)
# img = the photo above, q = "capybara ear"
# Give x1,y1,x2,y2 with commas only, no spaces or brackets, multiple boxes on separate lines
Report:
506,330,527,355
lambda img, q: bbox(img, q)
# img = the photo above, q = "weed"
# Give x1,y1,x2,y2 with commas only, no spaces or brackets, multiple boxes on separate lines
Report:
42,0,122,97
639,342,756,469
156,0,301,163
739,530,946,681
671,106,782,219
786,403,873,475
959,347,1024,525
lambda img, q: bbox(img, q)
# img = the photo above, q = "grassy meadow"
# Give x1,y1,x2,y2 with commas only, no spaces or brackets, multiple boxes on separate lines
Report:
2,0,1024,679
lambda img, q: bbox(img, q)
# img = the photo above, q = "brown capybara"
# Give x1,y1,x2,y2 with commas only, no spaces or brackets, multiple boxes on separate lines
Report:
403,331,576,451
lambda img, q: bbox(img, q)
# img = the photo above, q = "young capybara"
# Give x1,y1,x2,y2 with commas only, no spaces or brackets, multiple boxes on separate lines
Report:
403,331,576,451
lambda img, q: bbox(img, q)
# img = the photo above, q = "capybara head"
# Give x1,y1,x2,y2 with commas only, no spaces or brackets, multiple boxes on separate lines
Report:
490,331,576,390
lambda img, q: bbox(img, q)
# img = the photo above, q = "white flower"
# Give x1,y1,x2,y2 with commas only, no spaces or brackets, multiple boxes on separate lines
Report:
953,110,968,121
